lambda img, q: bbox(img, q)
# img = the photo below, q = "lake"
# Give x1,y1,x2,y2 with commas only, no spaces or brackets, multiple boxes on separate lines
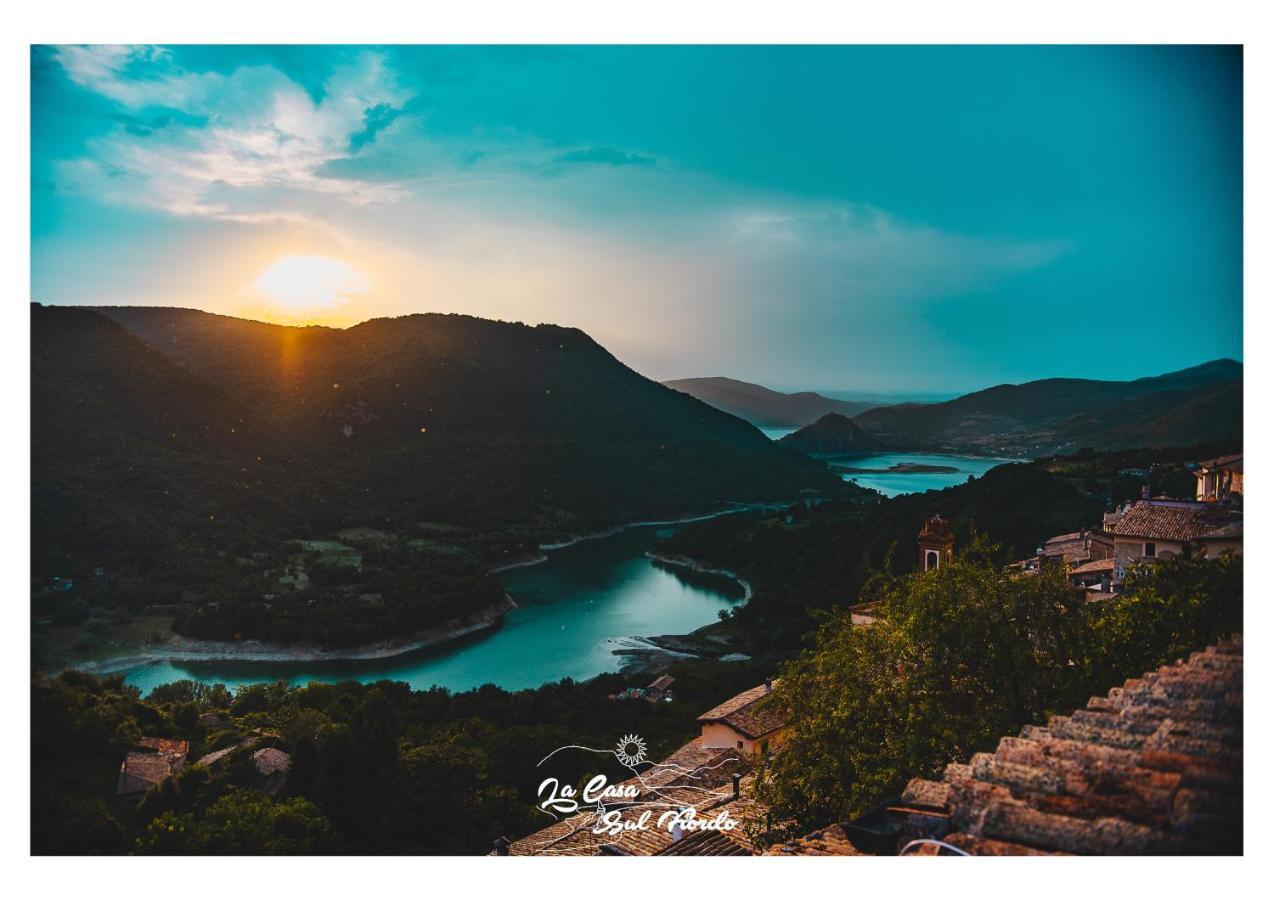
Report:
755,426,1012,496
829,451,1012,497
116,524,746,697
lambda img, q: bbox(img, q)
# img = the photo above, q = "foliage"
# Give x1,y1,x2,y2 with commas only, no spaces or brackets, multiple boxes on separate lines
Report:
137,789,336,854
756,545,1243,831
755,535,1085,825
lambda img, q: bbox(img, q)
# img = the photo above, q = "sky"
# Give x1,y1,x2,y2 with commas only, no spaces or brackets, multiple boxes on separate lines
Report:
30,45,1242,392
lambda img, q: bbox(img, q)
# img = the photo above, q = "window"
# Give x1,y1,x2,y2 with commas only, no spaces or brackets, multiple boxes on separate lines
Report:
760,740,770,755
736,740,743,750
1144,542,1157,558
925,550,939,571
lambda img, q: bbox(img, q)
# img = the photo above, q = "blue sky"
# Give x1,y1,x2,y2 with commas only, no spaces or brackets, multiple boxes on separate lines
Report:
31,45,1241,392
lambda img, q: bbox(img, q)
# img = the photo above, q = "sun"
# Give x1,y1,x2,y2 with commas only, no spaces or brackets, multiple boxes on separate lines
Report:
251,255,370,313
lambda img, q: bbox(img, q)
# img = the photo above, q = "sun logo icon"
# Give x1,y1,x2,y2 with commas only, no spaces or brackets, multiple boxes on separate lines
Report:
615,734,648,768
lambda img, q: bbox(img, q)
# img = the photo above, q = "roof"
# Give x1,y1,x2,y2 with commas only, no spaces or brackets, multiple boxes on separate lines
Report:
648,675,675,692
1108,501,1226,543
766,824,866,856
138,737,188,755
253,747,291,777
697,682,788,739
507,738,761,856
117,738,188,795
1043,532,1090,563
1068,558,1115,576
894,635,1243,855
1200,521,1243,541
1196,454,1242,472
918,514,953,542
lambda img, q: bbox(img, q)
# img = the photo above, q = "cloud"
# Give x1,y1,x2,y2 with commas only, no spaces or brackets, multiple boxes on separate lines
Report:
553,146,655,167
50,46,414,222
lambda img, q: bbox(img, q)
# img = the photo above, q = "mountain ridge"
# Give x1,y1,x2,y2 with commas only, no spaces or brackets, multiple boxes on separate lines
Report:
662,375,876,428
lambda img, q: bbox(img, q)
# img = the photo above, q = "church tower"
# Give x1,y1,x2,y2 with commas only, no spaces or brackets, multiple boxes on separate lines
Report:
917,514,954,572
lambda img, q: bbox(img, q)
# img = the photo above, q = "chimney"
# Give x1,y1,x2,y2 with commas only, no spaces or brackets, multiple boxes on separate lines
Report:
764,678,772,693
1141,484,1151,501
492,835,510,856
732,772,742,800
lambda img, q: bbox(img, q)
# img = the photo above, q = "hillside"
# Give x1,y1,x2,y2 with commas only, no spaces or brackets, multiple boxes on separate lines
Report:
778,413,880,454
850,360,1241,456
33,302,851,568
33,304,860,648
663,376,876,427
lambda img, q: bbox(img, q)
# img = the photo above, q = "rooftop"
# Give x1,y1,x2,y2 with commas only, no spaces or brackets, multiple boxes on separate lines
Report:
506,738,759,856
697,681,787,739
1068,558,1115,576
892,635,1242,855
1108,501,1230,543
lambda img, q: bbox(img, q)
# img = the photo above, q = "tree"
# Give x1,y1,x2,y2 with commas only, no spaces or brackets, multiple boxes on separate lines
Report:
1085,551,1242,688
136,789,336,854
756,534,1086,829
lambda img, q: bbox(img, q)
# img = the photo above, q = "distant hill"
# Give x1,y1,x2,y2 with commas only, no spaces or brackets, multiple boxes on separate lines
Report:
850,360,1242,456
35,306,851,565
778,413,880,454
663,376,876,427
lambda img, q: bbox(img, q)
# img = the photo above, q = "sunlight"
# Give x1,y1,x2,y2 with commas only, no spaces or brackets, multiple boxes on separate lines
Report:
250,255,370,314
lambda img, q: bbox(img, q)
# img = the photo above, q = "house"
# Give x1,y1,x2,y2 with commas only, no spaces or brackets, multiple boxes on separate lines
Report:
697,680,787,755
252,747,292,797
1198,520,1243,559
916,514,954,572
117,737,189,795
1195,454,1243,504
1037,529,1114,568
1107,500,1235,582
646,675,675,702
1066,557,1115,593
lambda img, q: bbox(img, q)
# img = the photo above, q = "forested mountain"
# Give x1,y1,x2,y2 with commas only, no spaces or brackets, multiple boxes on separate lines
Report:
663,376,876,427
846,359,1241,456
32,304,850,646
777,413,879,454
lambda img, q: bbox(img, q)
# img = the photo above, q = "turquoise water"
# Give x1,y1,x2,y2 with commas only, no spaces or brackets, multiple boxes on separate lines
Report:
116,525,745,697
758,425,797,441
831,452,1013,497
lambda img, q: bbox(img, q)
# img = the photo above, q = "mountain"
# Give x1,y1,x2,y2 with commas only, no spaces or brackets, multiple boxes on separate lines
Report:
662,376,876,428
35,305,851,569
778,413,880,454
849,360,1242,456
1049,380,1243,453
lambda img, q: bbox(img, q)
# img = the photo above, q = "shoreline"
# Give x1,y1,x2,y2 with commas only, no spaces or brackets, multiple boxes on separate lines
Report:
72,594,519,676
643,551,754,602
70,502,781,681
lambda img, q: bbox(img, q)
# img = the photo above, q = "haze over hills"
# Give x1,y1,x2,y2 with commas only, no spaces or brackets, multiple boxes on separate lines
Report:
781,359,1242,457
662,376,877,428
33,305,849,573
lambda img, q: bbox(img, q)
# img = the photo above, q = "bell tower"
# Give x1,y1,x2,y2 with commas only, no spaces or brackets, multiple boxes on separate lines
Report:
917,514,954,572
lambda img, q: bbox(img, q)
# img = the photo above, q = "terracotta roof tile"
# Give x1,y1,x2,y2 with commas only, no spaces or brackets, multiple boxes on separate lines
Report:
698,682,788,739
1108,502,1230,543
916,636,1243,855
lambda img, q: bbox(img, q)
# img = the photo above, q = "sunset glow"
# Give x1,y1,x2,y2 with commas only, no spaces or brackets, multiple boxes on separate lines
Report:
250,255,370,315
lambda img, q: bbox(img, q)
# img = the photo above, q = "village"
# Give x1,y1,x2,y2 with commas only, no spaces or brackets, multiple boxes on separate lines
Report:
499,453,1244,855
102,451,1244,856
